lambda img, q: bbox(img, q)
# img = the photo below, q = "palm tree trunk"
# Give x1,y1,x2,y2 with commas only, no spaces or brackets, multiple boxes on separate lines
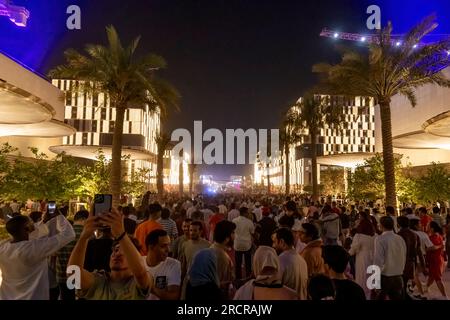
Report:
179,161,184,195
285,144,290,195
311,130,319,201
156,149,164,196
379,100,397,208
110,106,126,207
188,164,195,195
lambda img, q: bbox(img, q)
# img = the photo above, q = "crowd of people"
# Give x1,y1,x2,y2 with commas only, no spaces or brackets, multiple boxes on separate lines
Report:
0,193,449,300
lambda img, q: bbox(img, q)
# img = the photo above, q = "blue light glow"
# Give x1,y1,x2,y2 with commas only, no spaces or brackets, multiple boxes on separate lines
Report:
0,0,88,73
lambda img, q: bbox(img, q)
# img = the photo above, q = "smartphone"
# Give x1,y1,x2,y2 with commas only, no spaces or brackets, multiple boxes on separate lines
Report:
94,194,112,217
48,201,56,215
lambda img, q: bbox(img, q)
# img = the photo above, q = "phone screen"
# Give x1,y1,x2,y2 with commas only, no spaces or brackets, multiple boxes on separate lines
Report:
48,202,56,214
94,194,112,217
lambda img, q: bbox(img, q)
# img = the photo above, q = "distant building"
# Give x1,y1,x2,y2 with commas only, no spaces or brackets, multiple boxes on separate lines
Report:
254,94,376,191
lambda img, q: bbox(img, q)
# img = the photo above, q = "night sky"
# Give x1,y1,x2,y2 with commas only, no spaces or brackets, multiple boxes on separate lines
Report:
2,0,450,180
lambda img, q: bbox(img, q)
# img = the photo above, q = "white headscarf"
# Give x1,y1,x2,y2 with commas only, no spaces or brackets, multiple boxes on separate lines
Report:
252,246,280,277
233,246,282,300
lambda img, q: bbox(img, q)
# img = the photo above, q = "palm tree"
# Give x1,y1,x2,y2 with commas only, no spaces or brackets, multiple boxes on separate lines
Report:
280,108,303,195
294,95,344,201
155,133,171,197
49,26,180,206
313,15,450,207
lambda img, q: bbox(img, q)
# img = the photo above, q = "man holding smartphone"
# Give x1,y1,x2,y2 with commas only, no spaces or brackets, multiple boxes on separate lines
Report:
0,211,75,300
68,208,152,300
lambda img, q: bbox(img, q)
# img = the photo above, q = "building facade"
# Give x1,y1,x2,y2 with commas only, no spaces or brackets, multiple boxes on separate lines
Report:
0,53,75,158
254,94,376,192
50,79,160,188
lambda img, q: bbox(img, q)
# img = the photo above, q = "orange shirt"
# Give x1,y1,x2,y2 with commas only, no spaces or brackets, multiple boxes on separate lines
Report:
134,220,163,255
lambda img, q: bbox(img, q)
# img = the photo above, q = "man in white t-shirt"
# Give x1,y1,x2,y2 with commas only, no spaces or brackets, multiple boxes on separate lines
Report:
227,203,240,221
232,207,255,280
0,214,75,300
144,229,181,300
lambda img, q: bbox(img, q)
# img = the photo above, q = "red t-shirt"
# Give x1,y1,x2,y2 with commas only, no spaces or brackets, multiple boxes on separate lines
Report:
420,215,432,232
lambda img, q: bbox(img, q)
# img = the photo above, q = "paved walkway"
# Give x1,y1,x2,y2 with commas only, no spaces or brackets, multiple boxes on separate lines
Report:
414,265,450,300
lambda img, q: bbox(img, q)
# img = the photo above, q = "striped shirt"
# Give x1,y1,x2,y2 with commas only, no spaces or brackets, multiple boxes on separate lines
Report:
158,218,178,240
56,224,84,283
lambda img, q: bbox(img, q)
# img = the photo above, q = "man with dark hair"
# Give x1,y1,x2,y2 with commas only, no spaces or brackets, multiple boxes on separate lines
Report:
299,223,324,276
158,208,178,242
211,220,236,299
56,210,88,300
208,206,225,242
144,229,181,300
397,216,423,299
322,245,366,301
418,207,431,232
431,206,444,227
308,274,335,300
0,214,75,300
255,206,278,247
232,207,254,280
374,216,407,300
320,204,341,245
180,220,210,299
349,204,359,228
386,205,398,233
135,203,163,255
227,202,240,221
69,208,151,300
172,218,192,260
272,228,308,299
409,218,431,298
278,201,296,229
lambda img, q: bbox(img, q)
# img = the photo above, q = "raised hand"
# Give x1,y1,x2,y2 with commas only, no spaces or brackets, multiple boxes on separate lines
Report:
98,207,125,238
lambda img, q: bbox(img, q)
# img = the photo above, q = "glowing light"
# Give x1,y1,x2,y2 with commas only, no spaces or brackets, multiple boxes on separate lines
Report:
360,37,366,42
395,41,401,46
413,44,418,49
333,32,339,38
